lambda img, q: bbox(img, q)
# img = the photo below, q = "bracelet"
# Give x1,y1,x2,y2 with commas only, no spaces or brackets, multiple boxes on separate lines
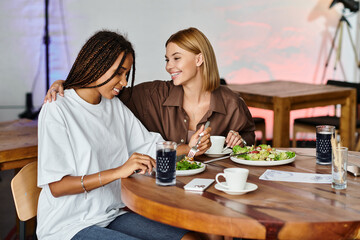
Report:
98,172,103,187
81,175,88,193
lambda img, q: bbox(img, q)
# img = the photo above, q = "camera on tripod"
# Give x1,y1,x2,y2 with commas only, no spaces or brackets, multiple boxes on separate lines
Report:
329,0,359,12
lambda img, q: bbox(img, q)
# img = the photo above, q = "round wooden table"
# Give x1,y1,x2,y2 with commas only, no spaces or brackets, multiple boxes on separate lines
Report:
121,148,360,240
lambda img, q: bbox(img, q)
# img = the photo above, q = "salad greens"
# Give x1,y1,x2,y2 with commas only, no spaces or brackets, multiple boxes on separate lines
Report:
233,144,295,161
176,160,202,170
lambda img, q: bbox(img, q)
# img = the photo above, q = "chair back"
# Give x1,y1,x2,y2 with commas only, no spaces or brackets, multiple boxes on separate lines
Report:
327,80,360,118
327,80,360,102
11,161,40,221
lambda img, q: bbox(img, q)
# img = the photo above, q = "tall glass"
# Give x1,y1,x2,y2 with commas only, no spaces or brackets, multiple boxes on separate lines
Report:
316,125,335,165
332,147,348,190
156,141,177,186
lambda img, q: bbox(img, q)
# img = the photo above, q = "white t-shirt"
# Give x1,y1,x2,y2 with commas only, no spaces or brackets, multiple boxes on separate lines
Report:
37,89,163,240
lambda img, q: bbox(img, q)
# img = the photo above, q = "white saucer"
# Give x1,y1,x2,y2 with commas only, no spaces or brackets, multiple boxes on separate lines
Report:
214,182,258,195
205,148,232,157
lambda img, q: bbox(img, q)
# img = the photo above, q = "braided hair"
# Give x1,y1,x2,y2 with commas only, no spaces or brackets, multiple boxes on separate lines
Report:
63,30,136,91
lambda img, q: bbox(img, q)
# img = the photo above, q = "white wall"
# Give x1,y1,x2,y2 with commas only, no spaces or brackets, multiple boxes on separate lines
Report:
1,0,359,138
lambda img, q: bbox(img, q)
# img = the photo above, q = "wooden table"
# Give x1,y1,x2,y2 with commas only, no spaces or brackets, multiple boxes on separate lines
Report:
121,148,360,240
0,119,38,171
227,81,356,150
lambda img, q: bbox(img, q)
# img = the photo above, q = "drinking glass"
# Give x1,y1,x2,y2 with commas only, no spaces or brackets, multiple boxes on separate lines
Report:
156,141,177,186
316,125,335,165
332,147,348,190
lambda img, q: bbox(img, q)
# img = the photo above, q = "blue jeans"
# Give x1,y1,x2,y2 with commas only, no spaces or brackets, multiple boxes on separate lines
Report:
72,212,188,240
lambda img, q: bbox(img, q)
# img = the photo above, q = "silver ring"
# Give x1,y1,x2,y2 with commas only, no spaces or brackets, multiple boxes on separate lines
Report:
50,88,56,94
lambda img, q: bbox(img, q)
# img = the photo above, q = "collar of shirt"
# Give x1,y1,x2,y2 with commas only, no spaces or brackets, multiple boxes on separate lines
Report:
162,85,227,115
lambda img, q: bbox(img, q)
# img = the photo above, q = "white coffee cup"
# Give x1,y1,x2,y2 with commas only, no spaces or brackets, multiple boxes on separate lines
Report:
206,136,226,154
215,168,249,191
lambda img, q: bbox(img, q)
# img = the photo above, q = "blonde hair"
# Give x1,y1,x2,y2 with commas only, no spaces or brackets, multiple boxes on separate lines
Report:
165,27,220,92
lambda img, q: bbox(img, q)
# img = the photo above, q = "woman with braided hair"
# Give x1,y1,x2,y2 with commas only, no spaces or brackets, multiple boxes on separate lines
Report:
37,30,200,240
45,27,255,154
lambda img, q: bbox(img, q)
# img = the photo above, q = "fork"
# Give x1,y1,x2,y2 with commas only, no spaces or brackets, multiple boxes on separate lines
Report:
203,152,249,164
187,121,210,158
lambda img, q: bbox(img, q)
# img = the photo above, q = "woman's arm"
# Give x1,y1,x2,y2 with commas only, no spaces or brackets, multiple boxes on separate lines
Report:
49,170,116,198
224,96,256,147
49,152,155,198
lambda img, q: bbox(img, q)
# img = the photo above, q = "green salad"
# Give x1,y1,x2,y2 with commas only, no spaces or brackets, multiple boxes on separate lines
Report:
176,159,202,170
232,144,295,161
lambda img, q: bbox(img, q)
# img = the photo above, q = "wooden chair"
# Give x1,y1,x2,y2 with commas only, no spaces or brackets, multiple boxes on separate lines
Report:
11,161,40,240
253,117,267,144
292,80,360,149
220,78,267,144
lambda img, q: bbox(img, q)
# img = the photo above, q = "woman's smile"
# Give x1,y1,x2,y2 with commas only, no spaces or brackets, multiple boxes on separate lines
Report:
113,87,121,95
170,72,181,80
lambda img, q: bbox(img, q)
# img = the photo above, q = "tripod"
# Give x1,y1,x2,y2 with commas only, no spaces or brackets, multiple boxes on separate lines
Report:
44,0,50,91
323,13,359,81
18,0,49,120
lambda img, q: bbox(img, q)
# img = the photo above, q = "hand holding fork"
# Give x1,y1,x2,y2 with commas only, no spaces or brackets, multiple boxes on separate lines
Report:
187,121,211,158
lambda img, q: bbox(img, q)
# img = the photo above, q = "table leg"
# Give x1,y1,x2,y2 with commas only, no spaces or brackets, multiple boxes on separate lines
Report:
340,89,356,150
273,97,291,147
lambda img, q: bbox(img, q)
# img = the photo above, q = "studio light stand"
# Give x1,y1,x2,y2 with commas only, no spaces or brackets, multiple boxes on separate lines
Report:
322,0,360,82
44,0,50,91
325,13,359,71
19,0,49,120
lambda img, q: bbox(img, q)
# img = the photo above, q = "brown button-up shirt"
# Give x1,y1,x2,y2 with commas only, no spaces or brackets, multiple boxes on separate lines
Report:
119,80,255,145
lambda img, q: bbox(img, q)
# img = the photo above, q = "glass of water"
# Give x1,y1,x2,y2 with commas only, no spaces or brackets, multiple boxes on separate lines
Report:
332,146,348,190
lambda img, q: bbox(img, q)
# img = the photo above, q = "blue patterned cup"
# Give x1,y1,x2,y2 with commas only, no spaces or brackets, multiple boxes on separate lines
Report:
156,141,177,186
316,125,335,165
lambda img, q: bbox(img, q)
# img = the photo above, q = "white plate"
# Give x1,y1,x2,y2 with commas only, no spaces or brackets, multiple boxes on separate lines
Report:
230,152,296,166
176,162,206,176
205,148,232,158
215,182,258,195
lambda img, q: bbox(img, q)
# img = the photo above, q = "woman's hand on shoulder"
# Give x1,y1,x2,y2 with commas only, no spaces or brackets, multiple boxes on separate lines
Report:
117,153,156,178
226,130,246,147
44,80,65,103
